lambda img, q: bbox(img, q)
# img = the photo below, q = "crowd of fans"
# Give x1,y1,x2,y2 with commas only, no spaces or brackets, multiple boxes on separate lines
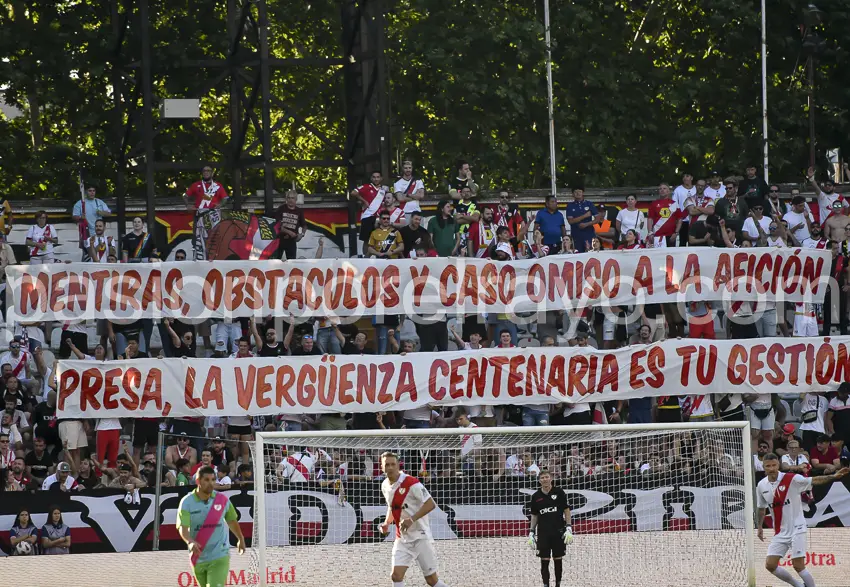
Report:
2,160,850,556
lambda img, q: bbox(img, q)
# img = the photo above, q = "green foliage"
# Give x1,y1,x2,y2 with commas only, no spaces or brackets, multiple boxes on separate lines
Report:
1,0,849,200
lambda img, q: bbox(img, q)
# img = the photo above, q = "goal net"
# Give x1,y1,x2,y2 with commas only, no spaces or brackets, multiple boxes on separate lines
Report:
250,423,754,587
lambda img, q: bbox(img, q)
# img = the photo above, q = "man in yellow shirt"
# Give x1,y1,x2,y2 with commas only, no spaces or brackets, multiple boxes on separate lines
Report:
367,210,404,259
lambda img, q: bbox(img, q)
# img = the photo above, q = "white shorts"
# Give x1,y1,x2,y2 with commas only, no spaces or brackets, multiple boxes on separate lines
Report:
748,407,775,431
767,532,807,560
59,421,88,450
392,538,438,577
602,316,616,341
793,315,818,337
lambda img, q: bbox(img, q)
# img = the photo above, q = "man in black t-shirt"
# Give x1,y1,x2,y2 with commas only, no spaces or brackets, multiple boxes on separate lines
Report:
399,211,430,257
251,320,285,357
32,391,59,450
25,435,55,486
738,165,769,209
528,469,573,587
274,190,307,261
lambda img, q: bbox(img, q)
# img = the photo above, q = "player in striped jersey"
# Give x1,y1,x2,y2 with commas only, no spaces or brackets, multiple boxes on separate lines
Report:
757,453,847,587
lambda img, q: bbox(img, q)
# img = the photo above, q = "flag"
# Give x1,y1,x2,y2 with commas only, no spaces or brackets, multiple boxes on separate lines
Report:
78,172,88,245
196,209,280,261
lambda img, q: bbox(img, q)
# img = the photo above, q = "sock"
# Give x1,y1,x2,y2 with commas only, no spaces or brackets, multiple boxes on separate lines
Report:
541,560,550,586
553,559,563,585
771,567,803,587
393,582,404,587
798,569,815,587
433,582,450,587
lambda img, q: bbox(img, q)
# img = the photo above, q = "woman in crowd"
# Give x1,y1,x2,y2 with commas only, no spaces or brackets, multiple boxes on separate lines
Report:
41,505,71,555
10,508,39,555
615,195,646,243
617,229,643,250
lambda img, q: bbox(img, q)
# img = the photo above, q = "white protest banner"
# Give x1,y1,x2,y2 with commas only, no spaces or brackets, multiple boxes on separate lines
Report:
6,247,831,321
56,337,850,418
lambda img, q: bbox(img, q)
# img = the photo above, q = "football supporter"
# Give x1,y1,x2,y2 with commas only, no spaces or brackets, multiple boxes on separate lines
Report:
367,209,404,259
566,189,600,253
428,200,459,256
86,218,117,262
274,189,307,261
122,216,157,262
807,165,847,223
185,166,228,212
381,192,407,229
467,206,496,257
352,170,389,253
493,190,526,242
25,210,58,264
647,184,680,248
448,159,478,198
394,160,426,217
672,173,696,245
399,211,431,257
72,185,111,261
615,194,646,244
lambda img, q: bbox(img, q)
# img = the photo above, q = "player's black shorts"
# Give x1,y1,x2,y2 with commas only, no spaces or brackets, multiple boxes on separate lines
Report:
536,531,566,559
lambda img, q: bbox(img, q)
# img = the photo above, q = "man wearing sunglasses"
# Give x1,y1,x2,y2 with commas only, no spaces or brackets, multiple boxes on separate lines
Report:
765,185,789,218
822,200,849,242
807,165,847,224
742,204,771,243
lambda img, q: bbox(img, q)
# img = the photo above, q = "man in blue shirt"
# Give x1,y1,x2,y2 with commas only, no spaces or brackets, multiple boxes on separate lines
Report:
566,187,602,253
533,195,567,254
72,185,111,261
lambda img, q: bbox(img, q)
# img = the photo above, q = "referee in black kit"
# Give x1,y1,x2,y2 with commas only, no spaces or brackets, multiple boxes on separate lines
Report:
528,469,573,587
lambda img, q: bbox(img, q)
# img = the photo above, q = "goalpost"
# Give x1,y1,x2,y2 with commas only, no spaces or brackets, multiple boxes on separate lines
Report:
251,422,756,587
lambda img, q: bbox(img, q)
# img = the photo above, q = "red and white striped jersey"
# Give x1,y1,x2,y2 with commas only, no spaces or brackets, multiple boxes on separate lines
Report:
0,350,29,378
757,472,811,539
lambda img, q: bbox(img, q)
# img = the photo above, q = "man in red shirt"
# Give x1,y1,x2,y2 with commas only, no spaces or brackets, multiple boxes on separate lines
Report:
351,171,388,255
467,207,496,257
810,434,841,475
647,183,683,248
185,166,228,211
493,191,525,241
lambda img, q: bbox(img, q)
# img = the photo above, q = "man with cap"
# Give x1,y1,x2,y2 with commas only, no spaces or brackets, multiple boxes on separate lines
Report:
739,164,770,209
166,432,199,470
108,461,146,490
807,165,847,224
42,461,78,491
774,423,802,458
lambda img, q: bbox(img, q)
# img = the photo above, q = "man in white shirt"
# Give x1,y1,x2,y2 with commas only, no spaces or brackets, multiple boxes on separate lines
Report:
379,452,451,587
42,461,79,491
742,204,771,242
696,170,725,223
783,196,814,243
807,165,847,223
394,160,425,217
757,453,847,587
780,441,809,474
672,174,697,246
